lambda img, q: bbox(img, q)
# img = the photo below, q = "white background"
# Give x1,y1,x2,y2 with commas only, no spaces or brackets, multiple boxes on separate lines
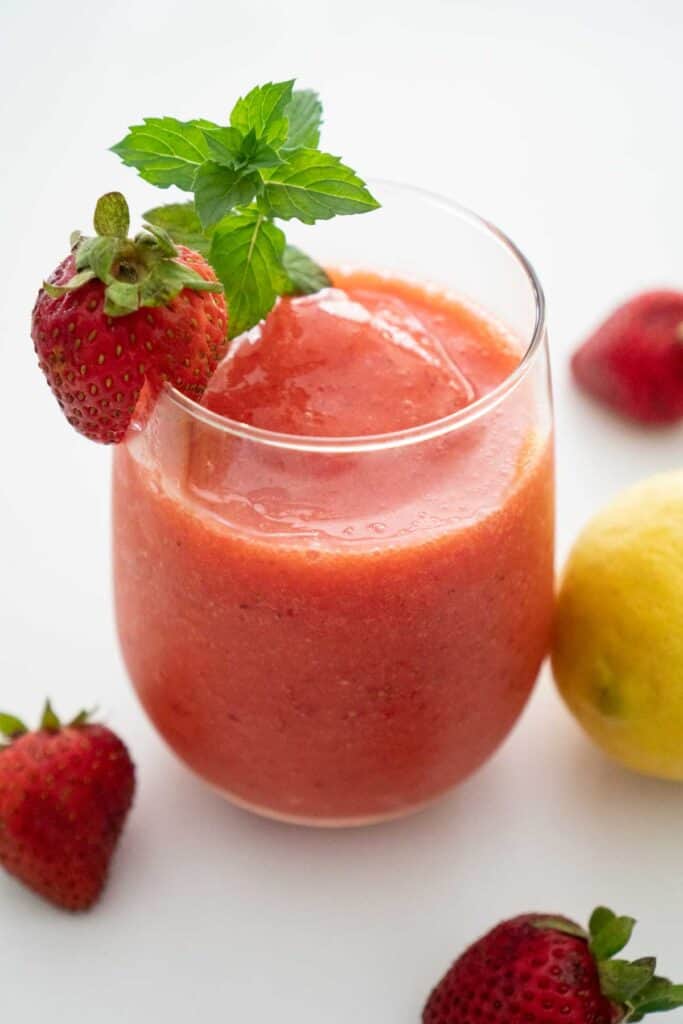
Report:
2,1,683,1020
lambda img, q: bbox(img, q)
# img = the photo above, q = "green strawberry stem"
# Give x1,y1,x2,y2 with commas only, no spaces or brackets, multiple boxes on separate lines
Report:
535,907,683,1021
40,699,61,732
0,702,95,745
110,79,380,337
44,193,223,317
0,712,27,739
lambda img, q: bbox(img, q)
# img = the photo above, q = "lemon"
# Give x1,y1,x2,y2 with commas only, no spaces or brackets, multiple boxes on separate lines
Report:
552,470,683,779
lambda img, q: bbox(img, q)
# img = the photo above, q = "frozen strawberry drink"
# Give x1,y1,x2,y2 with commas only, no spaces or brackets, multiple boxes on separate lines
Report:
113,185,553,824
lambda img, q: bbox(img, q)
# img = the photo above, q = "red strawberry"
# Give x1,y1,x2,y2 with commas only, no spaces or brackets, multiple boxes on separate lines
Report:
423,907,683,1024
32,191,228,443
572,291,683,424
0,702,135,911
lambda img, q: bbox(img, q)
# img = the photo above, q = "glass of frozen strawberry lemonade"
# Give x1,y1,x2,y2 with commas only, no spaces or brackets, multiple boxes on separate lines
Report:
113,182,554,825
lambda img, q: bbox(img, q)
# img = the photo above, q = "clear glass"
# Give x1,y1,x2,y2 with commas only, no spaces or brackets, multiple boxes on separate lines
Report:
112,182,554,826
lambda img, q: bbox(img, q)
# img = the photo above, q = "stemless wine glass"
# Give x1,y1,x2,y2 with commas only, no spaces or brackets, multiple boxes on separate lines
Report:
112,182,553,826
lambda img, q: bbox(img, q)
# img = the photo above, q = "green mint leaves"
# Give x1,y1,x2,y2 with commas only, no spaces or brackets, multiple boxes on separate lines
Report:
111,118,214,191
282,245,332,294
259,149,378,224
230,80,293,147
111,80,378,336
283,90,323,149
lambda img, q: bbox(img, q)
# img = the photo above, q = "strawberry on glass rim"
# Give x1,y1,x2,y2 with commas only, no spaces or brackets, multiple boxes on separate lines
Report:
31,191,227,443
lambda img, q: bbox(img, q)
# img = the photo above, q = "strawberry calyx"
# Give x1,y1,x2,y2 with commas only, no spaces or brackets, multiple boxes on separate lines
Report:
43,192,223,317
534,907,683,1021
0,701,95,746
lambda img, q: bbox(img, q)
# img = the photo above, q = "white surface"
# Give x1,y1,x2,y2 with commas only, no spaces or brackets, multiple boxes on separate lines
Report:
2,1,683,1019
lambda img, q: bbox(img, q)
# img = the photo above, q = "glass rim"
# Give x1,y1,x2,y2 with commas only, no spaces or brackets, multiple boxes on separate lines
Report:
164,179,547,455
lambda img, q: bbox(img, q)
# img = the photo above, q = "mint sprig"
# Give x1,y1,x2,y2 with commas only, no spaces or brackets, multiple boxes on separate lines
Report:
111,80,378,336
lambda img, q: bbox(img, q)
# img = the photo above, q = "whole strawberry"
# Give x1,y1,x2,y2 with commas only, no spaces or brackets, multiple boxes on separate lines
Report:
32,191,228,443
423,907,683,1023
0,702,135,911
572,291,683,424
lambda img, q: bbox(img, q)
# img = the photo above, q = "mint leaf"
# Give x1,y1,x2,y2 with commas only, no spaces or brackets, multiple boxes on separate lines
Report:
203,126,244,165
285,90,322,149
144,202,211,255
230,80,294,147
261,149,380,224
111,117,215,190
209,210,289,337
283,245,331,294
194,163,261,228
238,130,283,170
203,126,282,172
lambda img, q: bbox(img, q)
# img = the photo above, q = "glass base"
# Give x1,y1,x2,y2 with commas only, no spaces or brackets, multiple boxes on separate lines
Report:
210,782,440,828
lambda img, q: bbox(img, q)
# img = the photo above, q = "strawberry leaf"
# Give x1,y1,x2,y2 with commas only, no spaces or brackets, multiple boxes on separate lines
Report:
590,907,617,937
138,258,221,308
143,203,212,256
94,192,130,238
40,700,61,732
76,236,118,280
68,709,94,727
43,269,96,298
260,149,380,224
209,209,289,337
104,280,140,316
0,712,27,738
139,222,178,258
532,917,587,940
284,89,322,149
629,980,683,1020
598,959,655,1003
111,118,215,191
590,915,636,960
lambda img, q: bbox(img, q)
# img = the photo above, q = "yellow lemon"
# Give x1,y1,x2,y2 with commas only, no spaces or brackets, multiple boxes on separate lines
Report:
552,470,683,779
